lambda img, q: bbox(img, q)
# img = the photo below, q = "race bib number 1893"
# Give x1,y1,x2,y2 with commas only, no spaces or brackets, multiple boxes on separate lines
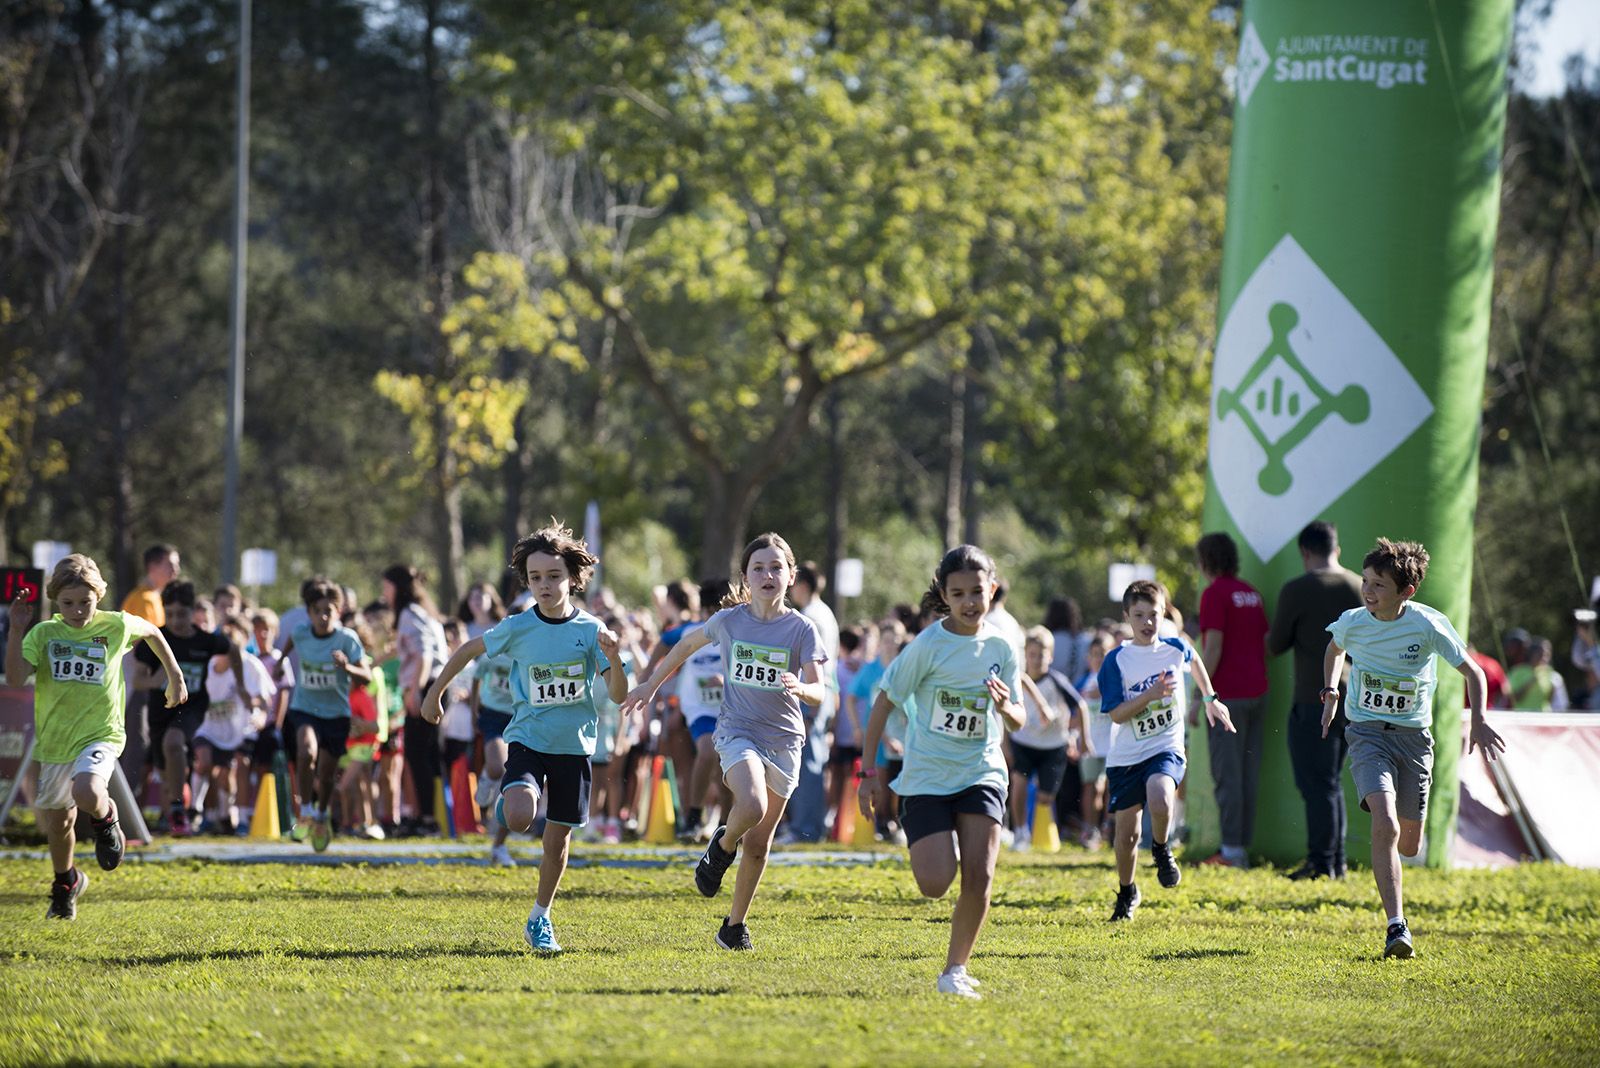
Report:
47,640,106,685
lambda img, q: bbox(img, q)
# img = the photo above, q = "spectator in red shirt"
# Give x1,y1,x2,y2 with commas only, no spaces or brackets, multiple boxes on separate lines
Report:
1196,532,1270,869
1467,646,1508,710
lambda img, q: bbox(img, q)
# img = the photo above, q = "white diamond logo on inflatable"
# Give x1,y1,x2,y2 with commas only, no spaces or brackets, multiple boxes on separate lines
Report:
1208,234,1434,561
1236,22,1270,108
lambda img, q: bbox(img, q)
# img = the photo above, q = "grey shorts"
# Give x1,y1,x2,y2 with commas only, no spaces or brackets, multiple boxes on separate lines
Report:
1345,720,1433,822
714,730,802,799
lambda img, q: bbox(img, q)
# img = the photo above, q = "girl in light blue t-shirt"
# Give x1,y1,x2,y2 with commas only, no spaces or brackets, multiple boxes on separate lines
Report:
857,544,1024,1001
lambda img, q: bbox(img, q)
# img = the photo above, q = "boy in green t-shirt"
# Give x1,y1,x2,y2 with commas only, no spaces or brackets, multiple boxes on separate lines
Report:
5,555,185,919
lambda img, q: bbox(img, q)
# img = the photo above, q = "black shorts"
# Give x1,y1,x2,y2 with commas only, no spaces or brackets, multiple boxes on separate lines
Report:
192,739,237,765
250,729,281,765
148,705,202,770
900,783,1007,846
504,742,591,827
1010,741,1069,795
284,709,351,762
828,745,863,770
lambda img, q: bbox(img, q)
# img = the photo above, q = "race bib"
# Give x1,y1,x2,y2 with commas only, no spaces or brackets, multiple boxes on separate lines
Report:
1356,670,1418,716
1131,699,1177,740
730,641,789,691
528,660,588,706
47,640,107,685
300,664,338,690
696,675,724,707
929,687,989,740
207,695,240,722
180,662,207,693
481,662,515,707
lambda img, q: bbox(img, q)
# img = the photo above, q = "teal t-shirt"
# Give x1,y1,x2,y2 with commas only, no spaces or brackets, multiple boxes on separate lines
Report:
1327,601,1468,729
288,623,366,719
880,620,1021,797
482,606,611,757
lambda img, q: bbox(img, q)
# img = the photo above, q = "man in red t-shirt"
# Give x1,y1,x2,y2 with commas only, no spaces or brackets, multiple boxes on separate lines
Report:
1196,532,1269,868
1467,646,1508,710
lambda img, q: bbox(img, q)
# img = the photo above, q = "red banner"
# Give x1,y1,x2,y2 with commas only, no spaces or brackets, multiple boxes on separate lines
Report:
0,686,36,827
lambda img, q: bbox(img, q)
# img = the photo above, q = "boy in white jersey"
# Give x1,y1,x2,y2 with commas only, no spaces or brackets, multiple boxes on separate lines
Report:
1322,538,1504,958
424,523,626,953
1098,580,1233,922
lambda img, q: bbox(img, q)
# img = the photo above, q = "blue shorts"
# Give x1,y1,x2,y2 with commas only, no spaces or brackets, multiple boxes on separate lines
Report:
689,715,718,741
477,707,513,741
1106,750,1185,813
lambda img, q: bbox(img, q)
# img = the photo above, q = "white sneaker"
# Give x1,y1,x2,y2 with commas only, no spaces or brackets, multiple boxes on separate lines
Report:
475,776,497,809
362,823,386,841
936,970,981,1000
1011,835,1031,853
489,844,516,868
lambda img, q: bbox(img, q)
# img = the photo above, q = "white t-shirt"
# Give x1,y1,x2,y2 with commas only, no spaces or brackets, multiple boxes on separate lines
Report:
1080,669,1111,756
441,660,476,743
197,650,277,752
1011,672,1073,750
986,605,1027,666
676,624,726,723
1097,638,1192,767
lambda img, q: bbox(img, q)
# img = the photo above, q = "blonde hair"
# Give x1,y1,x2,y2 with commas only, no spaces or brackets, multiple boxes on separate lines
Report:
1024,625,1054,650
47,554,108,601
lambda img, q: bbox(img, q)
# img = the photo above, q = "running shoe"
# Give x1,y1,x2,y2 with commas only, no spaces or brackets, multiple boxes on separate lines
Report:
1109,882,1141,922
1384,921,1414,959
46,869,87,920
361,823,387,841
525,914,561,953
289,807,311,842
1286,864,1330,881
936,970,981,999
696,826,737,898
1152,842,1181,889
168,806,190,838
489,844,516,868
92,802,125,871
310,818,332,853
602,819,622,845
1011,835,1031,853
715,917,752,951
475,776,495,808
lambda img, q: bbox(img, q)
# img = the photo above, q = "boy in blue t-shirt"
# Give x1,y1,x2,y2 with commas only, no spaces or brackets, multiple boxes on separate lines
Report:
1097,580,1233,923
278,579,369,852
1321,538,1504,959
425,523,625,954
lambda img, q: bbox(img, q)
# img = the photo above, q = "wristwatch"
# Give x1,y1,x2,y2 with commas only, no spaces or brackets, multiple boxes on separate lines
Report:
859,767,878,780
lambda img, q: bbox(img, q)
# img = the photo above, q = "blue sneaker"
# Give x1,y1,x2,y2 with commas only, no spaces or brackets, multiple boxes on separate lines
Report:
524,913,561,953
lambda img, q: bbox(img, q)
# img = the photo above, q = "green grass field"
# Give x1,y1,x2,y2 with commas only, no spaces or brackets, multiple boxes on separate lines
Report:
2,845,1598,1066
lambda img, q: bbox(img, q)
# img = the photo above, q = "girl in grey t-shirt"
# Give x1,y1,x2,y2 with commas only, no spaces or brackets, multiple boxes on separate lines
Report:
625,532,826,951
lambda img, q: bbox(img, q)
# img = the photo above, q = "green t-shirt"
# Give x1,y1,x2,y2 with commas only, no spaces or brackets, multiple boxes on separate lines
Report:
20,610,142,763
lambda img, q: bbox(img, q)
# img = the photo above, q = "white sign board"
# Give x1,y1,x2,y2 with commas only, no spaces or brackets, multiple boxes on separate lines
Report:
835,558,865,599
31,541,72,571
241,548,278,587
1108,562,1157,604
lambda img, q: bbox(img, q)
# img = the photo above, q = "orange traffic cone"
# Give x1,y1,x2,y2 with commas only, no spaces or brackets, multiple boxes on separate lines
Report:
451,757,482,835
644,756,676,844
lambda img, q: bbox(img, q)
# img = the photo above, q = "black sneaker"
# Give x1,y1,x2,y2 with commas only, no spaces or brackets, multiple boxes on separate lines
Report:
1384,921,1414,959
696,826,737,898
46,869,88,920
1109,882,1141,922
1152,842,1181,889
92,802,125,871
1287,864,1329,881
715,917,752,951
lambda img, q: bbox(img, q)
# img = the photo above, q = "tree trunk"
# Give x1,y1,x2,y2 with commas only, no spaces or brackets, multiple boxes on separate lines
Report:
944,366,965,549
421,0,460,605
822,391,845,611
699,467,759,581
962,341,984,547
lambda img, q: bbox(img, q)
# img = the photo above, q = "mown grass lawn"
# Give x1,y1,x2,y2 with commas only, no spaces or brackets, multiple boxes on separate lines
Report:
1,844,1597,1066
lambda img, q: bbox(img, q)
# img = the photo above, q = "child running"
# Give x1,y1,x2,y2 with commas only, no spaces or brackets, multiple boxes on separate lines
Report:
625,533,825,951
1321,538,1504,958
278,580,371,851
855,545,1023,999
1098,580,1233,922
423,523,626,953
6,556,186,918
